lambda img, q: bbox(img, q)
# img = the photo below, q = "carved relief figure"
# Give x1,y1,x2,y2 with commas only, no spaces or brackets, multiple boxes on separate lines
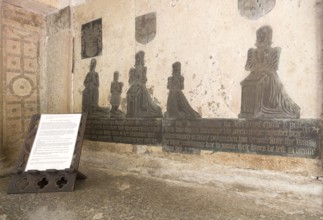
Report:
126,51,162,118
165,62,201,119
238,0,276,20
110,71,125,118
239,26,300,119
82,58,99,114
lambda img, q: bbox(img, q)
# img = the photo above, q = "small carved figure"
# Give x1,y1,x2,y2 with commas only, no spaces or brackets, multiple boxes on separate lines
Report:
165,62,201,119
126,51,162,118
239,26,300,119
110,71,125,118
82,58,99,114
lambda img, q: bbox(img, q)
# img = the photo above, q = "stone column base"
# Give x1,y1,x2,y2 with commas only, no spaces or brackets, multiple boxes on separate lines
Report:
0,155,10,177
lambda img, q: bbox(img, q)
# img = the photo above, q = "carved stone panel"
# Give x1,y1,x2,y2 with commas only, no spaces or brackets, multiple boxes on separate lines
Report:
238,0,276,20
81,18,102,59
135,12,156,45
2,5,42,146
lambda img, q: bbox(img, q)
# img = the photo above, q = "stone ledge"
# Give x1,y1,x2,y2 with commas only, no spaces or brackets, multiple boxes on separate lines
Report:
83,140,323,176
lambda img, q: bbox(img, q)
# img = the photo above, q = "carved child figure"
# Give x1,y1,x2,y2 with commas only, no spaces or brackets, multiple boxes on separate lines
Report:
110,71,125,118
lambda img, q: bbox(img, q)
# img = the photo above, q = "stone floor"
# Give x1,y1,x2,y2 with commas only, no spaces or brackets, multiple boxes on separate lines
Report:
0,145,323,220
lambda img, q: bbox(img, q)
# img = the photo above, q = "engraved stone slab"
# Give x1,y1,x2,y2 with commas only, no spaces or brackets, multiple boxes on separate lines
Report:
81,18,102,59
163,119,320,158
238,0,276,20
135,12,156,45
85,117,320,159
85,118,163,145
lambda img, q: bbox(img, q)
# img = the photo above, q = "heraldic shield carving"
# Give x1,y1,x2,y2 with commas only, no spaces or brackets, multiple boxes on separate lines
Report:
135,12,156,45
238,0,276,20
81,18,102,59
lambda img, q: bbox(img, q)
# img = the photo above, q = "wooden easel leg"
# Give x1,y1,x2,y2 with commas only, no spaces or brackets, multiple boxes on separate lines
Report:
77,171,87,180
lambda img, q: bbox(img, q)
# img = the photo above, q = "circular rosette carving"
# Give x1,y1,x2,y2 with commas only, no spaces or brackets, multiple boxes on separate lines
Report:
9,76,34,97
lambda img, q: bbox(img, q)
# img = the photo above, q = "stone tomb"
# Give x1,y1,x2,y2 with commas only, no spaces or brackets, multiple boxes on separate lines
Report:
85,118,320,159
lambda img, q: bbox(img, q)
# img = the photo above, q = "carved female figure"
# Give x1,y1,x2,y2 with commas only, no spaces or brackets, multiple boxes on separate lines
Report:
82,58,99,114
165,62,201,119
126,51,162,118
239,26,300,118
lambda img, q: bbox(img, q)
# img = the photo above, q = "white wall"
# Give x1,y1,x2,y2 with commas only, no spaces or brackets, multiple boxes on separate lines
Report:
73,0,322,118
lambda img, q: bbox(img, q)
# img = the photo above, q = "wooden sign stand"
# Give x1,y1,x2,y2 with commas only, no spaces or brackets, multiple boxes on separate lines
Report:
7,114,88,194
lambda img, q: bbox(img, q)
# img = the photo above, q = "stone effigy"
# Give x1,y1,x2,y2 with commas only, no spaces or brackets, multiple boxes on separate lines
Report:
239,26,300,119
126,51,162,118
110,71,125,118
82,58,109,117
165,62,201,119
82,58,99,114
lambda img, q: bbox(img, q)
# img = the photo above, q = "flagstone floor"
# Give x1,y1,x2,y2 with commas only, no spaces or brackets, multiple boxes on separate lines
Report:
0,147,323,220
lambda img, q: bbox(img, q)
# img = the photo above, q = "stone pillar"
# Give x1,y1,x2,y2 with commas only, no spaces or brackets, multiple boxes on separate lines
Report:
0,0,8,177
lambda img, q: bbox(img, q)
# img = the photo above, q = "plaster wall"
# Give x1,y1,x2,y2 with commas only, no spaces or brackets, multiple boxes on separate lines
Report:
45,7,73,113
73,0,322,119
